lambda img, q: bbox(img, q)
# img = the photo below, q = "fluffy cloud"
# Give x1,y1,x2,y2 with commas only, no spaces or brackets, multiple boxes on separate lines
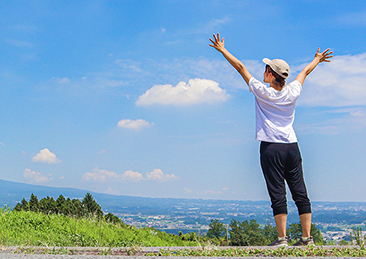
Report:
117,119,153,130
296,53,366,107
32,148,61,164
136,78,230,106
82,168,177,183
121,170,144,182
82,168,118,182
145,169,177,182
23,168,53,183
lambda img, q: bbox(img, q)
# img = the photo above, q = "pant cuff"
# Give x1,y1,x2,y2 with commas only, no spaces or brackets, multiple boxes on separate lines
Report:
273,206,288,216
298,204,312,215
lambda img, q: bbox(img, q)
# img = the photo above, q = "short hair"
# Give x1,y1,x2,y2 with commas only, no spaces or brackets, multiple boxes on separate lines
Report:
266,65,286,87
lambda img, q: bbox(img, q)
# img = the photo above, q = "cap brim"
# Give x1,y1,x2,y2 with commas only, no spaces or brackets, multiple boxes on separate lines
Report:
262,58,271,65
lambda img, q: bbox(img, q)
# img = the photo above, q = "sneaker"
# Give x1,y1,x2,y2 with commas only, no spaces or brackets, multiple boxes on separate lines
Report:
268,236,288,247
294,236,315,246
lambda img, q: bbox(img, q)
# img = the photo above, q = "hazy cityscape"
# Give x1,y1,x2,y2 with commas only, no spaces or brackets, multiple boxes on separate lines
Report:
109,200,366,243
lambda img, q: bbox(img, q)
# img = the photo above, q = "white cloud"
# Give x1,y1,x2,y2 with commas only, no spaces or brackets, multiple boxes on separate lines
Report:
23,168,53,183
297,53,366,107
121,170,144,182
145,169,178,182
136,78,230,106
82,168,177,183
117,119,153,130
82,168,118,182
32,148,61,164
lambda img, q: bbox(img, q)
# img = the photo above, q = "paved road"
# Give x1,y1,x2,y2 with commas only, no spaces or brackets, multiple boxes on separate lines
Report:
1,246,364,258
1,255,366,259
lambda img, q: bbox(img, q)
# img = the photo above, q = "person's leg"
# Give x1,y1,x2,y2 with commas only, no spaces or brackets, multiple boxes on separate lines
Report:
300,213,312,237
285,143,312,237
260,142,288,236
274,213,287,237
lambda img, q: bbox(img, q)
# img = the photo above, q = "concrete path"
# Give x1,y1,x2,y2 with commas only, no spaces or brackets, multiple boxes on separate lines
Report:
0,246,364,258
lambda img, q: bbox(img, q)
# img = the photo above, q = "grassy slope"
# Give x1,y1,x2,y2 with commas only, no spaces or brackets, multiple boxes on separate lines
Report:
0,208,197,247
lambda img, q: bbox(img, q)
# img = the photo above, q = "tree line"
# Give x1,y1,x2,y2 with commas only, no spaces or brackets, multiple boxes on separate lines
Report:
13,193,123,225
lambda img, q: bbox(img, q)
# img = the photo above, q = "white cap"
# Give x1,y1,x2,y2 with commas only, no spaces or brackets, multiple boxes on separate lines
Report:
262,58,290,79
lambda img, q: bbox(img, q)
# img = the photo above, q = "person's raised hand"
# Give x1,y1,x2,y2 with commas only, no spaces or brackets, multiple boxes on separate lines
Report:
315,48,333,63
209,33,225,52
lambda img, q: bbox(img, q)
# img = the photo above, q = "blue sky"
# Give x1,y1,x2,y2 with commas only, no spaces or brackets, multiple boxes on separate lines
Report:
1,0,366,202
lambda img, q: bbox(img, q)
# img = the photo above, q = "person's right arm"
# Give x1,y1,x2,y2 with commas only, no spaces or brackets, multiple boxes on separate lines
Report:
209,33,252,85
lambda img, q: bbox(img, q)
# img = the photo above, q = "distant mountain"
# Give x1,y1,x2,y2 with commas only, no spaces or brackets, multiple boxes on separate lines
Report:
0,178,192,211
0,178,263,214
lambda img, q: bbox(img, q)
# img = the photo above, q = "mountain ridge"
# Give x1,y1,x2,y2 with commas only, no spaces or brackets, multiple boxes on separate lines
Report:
1,178,365,213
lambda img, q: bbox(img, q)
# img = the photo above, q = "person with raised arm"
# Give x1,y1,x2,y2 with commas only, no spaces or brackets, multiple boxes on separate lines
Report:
209,33,333,246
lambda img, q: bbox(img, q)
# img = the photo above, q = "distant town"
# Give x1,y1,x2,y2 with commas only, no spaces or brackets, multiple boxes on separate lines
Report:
109,201,366,242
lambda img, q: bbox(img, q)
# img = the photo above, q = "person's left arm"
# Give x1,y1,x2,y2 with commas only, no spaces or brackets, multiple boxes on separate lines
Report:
295,48,333,85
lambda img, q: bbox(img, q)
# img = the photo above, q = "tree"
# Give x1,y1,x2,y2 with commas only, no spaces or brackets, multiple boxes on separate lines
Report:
82,193,103,218
21,198,30,211
56,194,66,214
39,196,52,214
262,223,278,244
229,219,267,246
105,212,123,225
13,203,22,211
207,219,226,239
29,193,39,212
72,198,86,217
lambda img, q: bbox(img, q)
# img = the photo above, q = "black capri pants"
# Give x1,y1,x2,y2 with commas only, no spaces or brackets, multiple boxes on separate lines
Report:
260,141,311,216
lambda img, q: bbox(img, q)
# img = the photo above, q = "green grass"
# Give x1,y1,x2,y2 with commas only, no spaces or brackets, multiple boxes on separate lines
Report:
0,207,197,247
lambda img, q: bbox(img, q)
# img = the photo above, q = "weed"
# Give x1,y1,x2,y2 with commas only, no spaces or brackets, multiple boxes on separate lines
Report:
99,247,113,255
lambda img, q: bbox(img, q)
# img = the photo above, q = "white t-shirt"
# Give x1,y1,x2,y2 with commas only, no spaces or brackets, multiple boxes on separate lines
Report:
248,77,302,143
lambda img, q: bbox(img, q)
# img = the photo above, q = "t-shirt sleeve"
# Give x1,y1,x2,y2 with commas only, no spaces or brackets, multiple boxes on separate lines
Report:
287,80,302,98
249,77,269,99
248,77,255,93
